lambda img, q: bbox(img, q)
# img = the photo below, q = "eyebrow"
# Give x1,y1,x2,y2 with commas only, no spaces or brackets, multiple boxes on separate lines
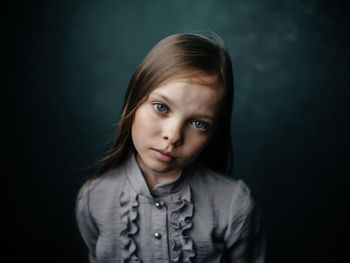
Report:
150,92,173,107
149,92,216,121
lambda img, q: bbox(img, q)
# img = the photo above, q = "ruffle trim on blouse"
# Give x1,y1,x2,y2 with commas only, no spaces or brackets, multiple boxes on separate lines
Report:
120,185,142,262
169,186,195,262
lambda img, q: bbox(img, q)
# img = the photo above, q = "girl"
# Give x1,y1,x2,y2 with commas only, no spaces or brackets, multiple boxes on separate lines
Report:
76,33,265,263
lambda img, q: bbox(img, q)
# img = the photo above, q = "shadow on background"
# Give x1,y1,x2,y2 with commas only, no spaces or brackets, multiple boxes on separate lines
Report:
5,0,349,262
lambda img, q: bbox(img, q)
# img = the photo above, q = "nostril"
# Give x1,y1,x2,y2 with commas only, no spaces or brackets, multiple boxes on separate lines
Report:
162,128,183,145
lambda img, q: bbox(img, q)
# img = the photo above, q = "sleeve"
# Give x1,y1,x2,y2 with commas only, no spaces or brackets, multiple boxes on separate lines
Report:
224,181,266,263
75,182,99,263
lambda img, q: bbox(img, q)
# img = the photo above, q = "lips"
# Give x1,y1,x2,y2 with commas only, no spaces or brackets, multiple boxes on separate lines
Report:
152,148,175,162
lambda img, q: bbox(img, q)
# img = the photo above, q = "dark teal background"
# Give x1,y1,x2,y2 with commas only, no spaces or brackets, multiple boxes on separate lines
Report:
6,0,349,262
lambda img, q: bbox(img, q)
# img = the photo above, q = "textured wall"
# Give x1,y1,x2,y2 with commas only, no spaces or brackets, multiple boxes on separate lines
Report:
6,0,349,262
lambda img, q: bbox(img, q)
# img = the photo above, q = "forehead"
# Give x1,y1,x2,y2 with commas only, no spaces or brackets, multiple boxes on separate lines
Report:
152,73,223,98
167,73,221,89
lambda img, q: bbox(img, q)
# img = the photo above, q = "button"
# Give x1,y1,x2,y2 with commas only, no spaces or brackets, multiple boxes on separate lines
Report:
155,202,163,209
154,232,161,239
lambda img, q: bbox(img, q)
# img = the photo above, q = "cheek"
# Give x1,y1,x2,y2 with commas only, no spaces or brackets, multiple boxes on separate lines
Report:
132,106,158,140
183,133,211,157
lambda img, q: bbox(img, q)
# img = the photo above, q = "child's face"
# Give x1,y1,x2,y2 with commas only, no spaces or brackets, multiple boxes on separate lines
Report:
131,76,223,176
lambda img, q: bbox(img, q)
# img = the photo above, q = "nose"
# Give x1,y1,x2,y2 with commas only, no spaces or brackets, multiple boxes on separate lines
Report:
162,120,183,146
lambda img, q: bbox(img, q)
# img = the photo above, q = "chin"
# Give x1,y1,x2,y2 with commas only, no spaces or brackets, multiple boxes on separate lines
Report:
150,162,176,173
147,159,180,173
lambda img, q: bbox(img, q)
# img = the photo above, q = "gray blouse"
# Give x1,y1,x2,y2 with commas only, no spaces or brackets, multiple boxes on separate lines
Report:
76,154,265,262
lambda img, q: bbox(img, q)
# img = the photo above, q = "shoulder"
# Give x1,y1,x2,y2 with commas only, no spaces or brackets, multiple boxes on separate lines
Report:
76,163,128,212
190,162,254,213
192,163,251,197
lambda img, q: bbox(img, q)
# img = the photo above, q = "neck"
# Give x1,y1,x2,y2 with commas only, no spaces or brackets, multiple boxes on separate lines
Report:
136,154,181,190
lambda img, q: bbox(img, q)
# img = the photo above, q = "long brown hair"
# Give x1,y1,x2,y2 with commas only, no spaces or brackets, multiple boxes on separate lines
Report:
91,33,234,179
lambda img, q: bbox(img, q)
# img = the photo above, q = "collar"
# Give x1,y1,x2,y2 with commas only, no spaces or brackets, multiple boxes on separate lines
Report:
124,152,195,198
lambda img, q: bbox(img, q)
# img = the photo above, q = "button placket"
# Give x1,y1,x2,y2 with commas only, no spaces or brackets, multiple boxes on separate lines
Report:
151,199,167,261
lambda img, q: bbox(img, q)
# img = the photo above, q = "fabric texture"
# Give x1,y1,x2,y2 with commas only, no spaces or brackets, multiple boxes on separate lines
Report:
76,153,265,262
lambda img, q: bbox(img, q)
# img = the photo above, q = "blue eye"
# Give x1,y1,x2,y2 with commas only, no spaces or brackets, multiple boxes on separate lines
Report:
153,103,168,113
192,120,208,130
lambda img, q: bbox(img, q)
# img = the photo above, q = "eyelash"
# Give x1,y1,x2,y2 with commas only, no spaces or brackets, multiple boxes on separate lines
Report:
152,102,210,131
191,120,209,131
153,102,168,113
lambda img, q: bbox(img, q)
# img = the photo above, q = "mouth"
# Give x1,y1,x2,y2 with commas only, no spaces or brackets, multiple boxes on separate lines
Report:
152,148,175,162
